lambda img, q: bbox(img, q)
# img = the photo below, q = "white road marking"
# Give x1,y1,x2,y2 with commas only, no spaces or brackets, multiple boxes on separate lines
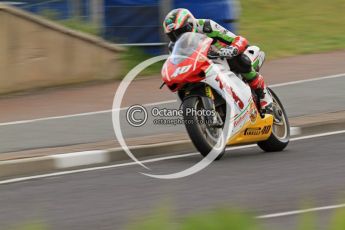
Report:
0,73,344,127
0,100,176,127
290,129,345,141
0,129,344,185
256,203,345,219
269,73,345,88
0,152,198,185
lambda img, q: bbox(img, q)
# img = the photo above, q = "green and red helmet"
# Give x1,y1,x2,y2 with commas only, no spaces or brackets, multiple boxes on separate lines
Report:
163,8,197,42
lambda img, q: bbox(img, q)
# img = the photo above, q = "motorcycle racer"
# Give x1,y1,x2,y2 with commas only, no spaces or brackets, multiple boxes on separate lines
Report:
163,8,273,113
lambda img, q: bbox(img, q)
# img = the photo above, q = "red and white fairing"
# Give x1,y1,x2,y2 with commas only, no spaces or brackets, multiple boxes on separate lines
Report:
162,32,256,136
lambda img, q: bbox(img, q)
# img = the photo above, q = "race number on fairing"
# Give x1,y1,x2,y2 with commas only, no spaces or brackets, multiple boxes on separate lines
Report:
171,65,192,78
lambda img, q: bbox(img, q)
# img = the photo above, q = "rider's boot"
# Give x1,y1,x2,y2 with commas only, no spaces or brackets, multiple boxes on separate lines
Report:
248,74,273,114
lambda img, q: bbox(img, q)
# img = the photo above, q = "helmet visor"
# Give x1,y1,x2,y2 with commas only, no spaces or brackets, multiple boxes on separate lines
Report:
167,23,193,42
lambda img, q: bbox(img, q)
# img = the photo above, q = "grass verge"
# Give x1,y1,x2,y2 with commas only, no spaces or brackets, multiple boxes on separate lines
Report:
127,207,345,230
240,0,345,59
6,207,345,229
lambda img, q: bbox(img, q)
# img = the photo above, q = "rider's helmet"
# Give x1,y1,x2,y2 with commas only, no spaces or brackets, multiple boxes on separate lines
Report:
163,8,197,42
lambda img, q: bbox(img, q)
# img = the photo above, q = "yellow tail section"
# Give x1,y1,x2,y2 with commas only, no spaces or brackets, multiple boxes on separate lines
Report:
227,114,274,146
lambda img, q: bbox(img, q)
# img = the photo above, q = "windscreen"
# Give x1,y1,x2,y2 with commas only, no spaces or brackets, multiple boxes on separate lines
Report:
171,32,209,65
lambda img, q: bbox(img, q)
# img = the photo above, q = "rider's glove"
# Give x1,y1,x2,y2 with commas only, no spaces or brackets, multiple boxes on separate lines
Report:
219,46,239,58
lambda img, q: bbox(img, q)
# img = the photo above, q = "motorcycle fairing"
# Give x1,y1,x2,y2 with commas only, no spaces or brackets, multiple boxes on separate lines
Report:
201,60,274,145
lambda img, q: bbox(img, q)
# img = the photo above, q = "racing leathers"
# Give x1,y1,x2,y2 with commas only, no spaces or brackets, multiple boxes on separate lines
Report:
168,19,273,112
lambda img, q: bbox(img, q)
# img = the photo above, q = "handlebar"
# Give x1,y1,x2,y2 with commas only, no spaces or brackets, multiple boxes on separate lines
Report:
207,51,231,60
207,51,221,59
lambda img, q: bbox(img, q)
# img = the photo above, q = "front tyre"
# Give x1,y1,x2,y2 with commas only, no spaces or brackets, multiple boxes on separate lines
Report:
258,88,290,152
183,97,225,160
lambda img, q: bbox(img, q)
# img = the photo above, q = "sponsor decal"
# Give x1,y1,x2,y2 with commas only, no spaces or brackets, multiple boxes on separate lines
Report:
215,76,224,89
244,127,261,136
244,125,271,136
233,102,252,127
249,102,258,124
261,125,271,134
233,111,247,127
214,23,228,35
215,76,244,109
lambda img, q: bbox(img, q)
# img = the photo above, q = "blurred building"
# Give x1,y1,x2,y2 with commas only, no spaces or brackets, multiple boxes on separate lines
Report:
0,0,240,52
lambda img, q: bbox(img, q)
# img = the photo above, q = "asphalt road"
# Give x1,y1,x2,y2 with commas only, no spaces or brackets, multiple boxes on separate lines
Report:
0,132,345,229
0,76,344,153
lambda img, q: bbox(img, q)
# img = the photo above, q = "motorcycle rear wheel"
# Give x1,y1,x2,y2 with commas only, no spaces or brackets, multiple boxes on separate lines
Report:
258,88,290,152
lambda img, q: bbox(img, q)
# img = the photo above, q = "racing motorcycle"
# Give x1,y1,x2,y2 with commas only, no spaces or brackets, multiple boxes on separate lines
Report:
161,32,289,159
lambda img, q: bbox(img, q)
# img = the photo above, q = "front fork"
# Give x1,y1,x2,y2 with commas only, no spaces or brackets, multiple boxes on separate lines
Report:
202,85,215,110
202,86,223,127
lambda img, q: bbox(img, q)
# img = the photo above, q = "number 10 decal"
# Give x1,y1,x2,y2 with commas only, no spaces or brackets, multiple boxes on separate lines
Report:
171,65,192,78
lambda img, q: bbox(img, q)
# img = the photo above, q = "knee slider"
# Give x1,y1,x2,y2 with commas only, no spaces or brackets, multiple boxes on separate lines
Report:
238,54,252,73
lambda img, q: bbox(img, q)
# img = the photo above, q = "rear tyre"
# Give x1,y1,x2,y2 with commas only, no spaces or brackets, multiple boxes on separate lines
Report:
183,97,225,160
258,88,290,152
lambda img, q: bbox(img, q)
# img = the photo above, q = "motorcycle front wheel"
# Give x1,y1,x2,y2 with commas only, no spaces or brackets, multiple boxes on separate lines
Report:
183,96,225,160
